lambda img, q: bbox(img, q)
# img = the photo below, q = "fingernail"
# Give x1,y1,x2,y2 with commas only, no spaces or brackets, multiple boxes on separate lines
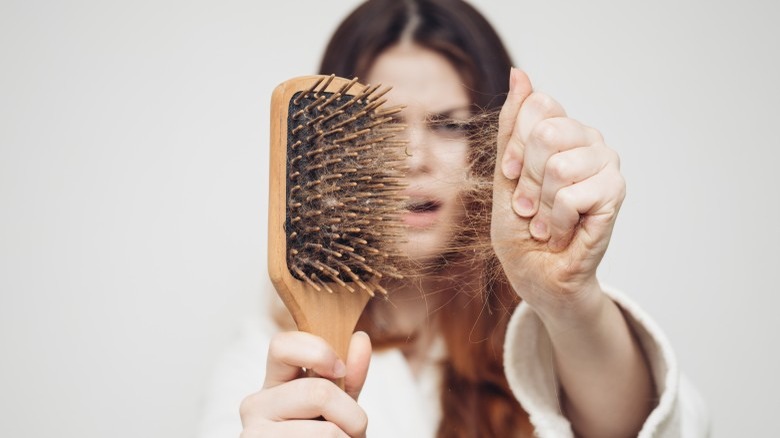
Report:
531,219,547,239
333,359,346,378
513,196,533,216
503,160,522,180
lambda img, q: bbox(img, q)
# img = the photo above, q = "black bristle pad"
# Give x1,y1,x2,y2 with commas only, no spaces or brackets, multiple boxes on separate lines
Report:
285,88,405,288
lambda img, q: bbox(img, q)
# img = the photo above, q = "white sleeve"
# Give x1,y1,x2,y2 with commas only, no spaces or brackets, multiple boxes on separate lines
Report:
197,317,276,438
502,285,710,438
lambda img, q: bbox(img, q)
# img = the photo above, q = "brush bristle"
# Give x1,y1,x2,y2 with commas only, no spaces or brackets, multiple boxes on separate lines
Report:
285,75,407,296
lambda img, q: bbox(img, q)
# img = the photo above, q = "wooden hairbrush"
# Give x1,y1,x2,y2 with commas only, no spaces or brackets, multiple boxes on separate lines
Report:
268,75,407,385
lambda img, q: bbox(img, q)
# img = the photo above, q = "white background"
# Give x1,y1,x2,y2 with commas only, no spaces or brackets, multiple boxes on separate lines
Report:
1,0,778,436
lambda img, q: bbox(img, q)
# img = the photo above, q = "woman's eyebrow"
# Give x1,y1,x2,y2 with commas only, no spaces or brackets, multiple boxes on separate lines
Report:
427,106,473,120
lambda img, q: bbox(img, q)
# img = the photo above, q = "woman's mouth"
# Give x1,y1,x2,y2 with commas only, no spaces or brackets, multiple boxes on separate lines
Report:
404,198,442,228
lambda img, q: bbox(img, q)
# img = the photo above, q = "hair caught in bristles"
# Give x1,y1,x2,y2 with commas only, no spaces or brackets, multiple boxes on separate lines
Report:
285,75,409,297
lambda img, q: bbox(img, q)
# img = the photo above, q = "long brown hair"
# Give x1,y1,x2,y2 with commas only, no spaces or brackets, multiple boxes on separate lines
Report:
318,1,533,437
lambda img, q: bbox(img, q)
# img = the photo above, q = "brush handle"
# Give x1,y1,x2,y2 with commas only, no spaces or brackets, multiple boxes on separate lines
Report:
297,285,371,388
292,285,370,361
273,282,370,389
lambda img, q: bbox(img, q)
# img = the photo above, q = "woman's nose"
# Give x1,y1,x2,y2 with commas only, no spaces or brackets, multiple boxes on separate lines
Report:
404,124,431,174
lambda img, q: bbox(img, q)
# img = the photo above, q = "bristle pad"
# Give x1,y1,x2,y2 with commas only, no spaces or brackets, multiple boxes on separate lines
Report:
286,84,406,294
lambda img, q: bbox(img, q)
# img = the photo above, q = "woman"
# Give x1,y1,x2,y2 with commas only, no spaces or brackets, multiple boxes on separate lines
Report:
200,1,708,436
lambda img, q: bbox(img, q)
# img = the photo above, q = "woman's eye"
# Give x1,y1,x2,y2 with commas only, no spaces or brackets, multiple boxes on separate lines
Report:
441,122,464,131
428,117,470,136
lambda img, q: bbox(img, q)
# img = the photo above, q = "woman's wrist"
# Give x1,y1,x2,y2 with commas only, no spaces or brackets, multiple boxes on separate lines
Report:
527,277,609,338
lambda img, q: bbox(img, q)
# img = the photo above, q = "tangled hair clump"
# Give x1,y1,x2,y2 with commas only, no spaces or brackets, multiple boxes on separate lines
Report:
356,108,539,437
315,0,542,435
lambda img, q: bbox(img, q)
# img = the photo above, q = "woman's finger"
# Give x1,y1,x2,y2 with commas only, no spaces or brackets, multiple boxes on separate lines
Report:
512,117,602,220
242,419,351,438
502,92,565,181
529,145,614,241
506,93,567,222
243,378,368,437
344,331,372,401
263,331,346,389
497,67,533,180
517,92,567,145
546,166,625,252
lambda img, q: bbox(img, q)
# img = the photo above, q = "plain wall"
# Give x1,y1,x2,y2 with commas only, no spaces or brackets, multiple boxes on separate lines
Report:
1,0,777,436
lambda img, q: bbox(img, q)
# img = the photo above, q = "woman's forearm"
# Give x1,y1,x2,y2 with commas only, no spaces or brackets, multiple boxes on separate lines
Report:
540,288,655,438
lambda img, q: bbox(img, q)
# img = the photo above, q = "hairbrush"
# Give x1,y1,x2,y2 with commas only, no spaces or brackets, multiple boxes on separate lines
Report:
268,75,407,384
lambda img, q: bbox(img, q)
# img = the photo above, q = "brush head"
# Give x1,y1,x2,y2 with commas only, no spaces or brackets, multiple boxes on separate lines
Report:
270,75,408,298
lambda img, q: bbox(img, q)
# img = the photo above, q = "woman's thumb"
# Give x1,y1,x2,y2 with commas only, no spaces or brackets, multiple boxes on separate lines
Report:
344,331,372,400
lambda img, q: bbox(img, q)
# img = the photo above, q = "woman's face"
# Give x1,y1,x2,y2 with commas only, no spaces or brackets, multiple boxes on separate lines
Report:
365,43,472,262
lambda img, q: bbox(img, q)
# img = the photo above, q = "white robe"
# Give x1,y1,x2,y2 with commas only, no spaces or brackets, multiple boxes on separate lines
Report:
198,286,709,437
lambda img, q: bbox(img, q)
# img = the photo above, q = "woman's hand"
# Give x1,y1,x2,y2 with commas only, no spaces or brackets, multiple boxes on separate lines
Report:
493,69,653,438
239,331,372,437
492,68,625,328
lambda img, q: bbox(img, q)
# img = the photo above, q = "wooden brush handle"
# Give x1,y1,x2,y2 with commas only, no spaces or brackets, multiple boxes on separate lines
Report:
292,282,371,366
298,285,371,388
